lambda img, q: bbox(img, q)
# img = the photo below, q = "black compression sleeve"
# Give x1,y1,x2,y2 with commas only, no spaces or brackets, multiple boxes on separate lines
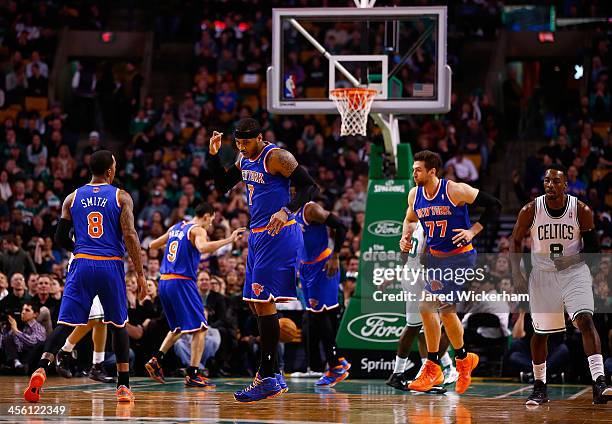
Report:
285,165,318,212
581,230,600,267
324,213,347,253
55,218,74,251
582,230,600,253
207,154,242,194
55,218,75,251
472,190,502,228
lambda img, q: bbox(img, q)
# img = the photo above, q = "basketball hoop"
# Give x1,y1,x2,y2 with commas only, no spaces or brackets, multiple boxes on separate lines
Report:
330,88,378,136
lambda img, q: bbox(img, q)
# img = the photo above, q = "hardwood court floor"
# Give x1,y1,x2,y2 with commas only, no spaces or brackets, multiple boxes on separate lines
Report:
1,376,611,423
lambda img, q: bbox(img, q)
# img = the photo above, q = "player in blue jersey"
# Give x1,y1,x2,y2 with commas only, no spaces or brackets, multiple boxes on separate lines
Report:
24,150,147,403
401,150,501,394
144,203,244,388
208,118,318,402
296,199,351,387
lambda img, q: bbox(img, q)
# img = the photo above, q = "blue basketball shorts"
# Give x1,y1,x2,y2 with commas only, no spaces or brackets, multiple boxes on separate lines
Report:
423,249,478,304
300,249,340,312
244,221,302,302
158,276,208,333
58,257,127,327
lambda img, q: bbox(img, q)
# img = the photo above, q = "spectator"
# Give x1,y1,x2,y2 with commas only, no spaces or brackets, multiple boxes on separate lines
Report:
0,302,46,372
26,273,39,297
567,165,587,200
25,51,49,78
71,62,97,132
549,135,574,168
34,274,60,324
0,236,36,279
48,277,62,301
26,132,48,167
26,63,47,96
0,272,9,301
197,271,226,327
146,258,161,281
444,150,479,183
215,82,238,121
51,145,77,182
138,190,171,229
130,109,150,136
0,170,12,201
178,92,202,129
461,276,511,340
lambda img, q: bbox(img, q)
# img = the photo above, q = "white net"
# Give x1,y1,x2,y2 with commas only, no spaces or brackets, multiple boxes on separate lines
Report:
330,88,378,136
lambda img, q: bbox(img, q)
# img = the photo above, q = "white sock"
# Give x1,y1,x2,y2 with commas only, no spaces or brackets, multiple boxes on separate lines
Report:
62,341,75,353
533,362,546,384
93,351,105,365
441,352,453,368
421,357,426,365
394,356,407,374
587,354,604,381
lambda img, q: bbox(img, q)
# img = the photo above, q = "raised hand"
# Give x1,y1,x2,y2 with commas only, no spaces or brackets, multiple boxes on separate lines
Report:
209,131,223,155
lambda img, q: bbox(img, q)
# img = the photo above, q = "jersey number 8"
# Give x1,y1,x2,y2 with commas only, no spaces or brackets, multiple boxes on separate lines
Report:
549,243,564,261
87,212,104,238
167,240,179,262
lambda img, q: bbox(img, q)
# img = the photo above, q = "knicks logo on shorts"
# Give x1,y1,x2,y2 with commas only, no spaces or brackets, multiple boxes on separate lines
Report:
309,298,319,308
252,283,264,296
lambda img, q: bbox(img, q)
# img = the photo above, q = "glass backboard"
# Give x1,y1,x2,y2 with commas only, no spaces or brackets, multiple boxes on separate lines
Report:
268,7,451,115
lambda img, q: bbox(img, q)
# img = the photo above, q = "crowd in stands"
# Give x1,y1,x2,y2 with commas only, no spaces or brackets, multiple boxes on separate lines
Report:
0,0,610,383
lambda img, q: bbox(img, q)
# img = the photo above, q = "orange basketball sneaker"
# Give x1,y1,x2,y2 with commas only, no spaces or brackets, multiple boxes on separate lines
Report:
24,368,46,402
455,353,479,394
116,385,135,402
408,360,443,392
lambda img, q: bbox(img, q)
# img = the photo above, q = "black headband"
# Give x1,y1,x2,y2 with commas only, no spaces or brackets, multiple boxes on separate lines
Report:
234,128,261,139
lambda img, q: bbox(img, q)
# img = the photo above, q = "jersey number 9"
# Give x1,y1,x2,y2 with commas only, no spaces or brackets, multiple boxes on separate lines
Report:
167,240,179,263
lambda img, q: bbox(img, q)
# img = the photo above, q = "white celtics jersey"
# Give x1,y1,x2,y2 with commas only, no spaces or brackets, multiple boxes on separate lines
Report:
405,222,426,269
530,194,582,272
400,221,426,292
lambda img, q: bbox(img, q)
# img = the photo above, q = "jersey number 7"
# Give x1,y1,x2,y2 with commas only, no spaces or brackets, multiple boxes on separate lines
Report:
424,220,447,238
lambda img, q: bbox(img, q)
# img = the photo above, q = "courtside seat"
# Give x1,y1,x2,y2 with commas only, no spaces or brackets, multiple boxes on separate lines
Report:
465,153,482,171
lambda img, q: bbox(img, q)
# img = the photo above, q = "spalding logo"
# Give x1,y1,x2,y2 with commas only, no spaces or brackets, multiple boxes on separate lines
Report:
347,312,405,343
367,220,402,237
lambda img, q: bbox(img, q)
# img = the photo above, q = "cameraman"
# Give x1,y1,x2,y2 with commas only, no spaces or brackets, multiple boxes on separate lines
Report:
1,302,46,371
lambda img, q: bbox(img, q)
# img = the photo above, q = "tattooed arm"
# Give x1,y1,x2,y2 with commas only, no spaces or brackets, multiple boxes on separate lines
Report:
119,190,147,301
266,148,318,236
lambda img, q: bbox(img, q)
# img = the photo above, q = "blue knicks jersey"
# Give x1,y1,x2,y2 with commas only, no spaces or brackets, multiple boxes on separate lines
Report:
296,202,329,262
240,143,292,229
413,179,472,253
160,222,200,280
71,183,125,258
